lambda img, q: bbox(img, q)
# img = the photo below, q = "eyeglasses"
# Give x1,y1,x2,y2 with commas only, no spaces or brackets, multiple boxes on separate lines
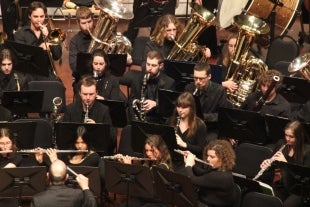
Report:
0,141,12,146
193,76,208,81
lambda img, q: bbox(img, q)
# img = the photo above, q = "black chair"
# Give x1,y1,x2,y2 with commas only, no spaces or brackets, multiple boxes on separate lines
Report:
119,70,142,98
233,143,273,179
274,61,291,76
117,125,133,155
131,36,149,66
28,81,66,114
265,35,299,69
241,192,283,207
233,184,242,207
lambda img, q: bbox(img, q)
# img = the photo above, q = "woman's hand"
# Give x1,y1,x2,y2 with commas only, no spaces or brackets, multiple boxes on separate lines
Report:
184,151,195,167
260,158,272,169
176,134,187,148
272,151,287,163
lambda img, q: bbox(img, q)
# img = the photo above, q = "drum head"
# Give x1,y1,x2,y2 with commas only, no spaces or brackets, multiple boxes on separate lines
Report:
217,0,249,28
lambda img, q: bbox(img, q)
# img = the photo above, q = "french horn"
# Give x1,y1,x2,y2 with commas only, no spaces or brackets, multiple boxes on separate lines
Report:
288,53,310,80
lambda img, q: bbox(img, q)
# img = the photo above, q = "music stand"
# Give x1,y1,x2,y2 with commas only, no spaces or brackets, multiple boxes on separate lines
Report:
276,162,310,198
0,122,36,149
1,91,44,114
152,166,197,207
280,76,310,104
164,60,223,91
66,166,101,197
265,114,290,144
0,167,46,203
104,160,154,206
158,89,181,119
4,41,49,77
131,121,178,156
218,107,268,145
97,99,127,128
55,122,111,155
76,52,127,77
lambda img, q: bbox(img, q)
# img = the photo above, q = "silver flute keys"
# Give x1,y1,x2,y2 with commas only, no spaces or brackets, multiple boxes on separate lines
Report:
174,149,213,167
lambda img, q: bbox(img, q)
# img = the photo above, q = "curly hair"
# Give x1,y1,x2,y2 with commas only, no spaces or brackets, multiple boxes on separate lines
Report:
150,14,183,46
203,139,235,171
144,135,173,170
257,69,283,91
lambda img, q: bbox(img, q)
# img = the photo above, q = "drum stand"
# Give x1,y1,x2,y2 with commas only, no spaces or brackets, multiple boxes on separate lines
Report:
268,0,284,41
299,0,310,46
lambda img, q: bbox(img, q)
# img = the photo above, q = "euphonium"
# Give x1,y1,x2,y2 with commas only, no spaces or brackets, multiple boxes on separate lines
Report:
87,0,133,54
225,15,270,107
288,53,310,80
132,73,150,121
167,3,215,62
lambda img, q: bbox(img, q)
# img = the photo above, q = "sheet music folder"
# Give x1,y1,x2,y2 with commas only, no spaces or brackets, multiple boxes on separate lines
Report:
4,41,49,77
280,76,310,104
1,90,44,114
97,99,127,128
164,60,222,91
76,52,127,77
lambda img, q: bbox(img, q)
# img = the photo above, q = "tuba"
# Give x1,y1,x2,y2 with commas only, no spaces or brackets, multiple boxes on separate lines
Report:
87,0,133,54
225,14,270,107
288,53,310,80
167,3,215,61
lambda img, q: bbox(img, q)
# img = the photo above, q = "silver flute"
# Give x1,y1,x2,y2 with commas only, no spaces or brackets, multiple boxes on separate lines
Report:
16,149,88,154
174,149,213,167
253,144,287,181
102,154,156,161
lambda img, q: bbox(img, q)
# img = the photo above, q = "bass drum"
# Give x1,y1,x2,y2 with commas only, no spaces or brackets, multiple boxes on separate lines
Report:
218,0,301,36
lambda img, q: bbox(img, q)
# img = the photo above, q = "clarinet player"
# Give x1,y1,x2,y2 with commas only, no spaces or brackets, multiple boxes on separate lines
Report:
129,50,175,123
257,121,310,207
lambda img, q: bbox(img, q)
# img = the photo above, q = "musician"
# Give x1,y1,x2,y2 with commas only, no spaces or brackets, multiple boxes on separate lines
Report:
129,50,175,123
0,48,32,98
14,1,62,81
259,121,310,207
168,92,207,170
117,134,173,207
182,139,238,207
216,33,238,92
185,62,231,141
240,69,291,118
0,0,20,40
31,159,97,207
0,128,23,168
81,49,126,101
142,14,211,69
62,76,116,152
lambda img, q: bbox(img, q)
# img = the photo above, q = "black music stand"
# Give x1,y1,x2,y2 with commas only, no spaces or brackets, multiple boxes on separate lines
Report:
76,52,127,77
276,162,310,198
97,99,127,128
55,122,111,155
131,121,178,156
158,89,181,119
265,114,290,144
152,166,197,207
0,166,46,206
1,91,44,114
0,122,37,149
164,60,223,91
280,76,310,104
66,166,101,197
4,41,49,77
218,107,268,145
104,160,154,207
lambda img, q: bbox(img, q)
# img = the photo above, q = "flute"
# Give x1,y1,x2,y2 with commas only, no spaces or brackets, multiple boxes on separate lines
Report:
253,144,287,181
17,149,88,154
102,154,156,161
174,149,213,167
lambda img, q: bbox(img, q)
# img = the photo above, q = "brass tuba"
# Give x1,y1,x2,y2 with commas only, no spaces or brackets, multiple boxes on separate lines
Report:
87,0,133,54
225,14,270,107
288,53,310,80
167,3,215,61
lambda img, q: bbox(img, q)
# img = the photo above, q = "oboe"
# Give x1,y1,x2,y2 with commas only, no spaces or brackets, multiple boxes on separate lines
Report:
253,144,287,180
174,149,213,167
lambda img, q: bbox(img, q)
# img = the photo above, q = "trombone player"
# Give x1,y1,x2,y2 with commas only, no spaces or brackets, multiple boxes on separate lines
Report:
14,1,63,81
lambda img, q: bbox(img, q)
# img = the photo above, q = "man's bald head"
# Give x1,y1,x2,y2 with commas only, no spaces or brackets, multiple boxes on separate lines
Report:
49,160,68,185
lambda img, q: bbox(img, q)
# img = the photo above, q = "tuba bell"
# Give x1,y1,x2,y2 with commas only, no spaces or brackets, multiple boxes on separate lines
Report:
288,53,310,80
87,0,133,54
225,14,270,107
167,3,215,61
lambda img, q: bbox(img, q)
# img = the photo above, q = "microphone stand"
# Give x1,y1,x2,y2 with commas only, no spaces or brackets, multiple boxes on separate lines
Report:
268,0,284,41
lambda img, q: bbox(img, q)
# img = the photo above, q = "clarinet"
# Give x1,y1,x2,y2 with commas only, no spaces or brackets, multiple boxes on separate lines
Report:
132,73,150,121
254,75,280,111
175,116,181,134
84,102,89,123
253,144,286,180
13,73,20,91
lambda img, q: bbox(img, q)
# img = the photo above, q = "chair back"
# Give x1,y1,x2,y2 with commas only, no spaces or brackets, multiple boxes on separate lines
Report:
241,192,283,207
28,81,66,114
265,35,299,69
233,143,273,178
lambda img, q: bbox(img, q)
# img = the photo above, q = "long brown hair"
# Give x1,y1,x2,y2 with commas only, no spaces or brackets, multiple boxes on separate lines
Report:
0,128,18,158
